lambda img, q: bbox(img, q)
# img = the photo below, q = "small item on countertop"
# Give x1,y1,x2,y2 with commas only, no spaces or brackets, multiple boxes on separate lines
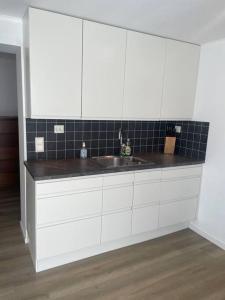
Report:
80,142,87,159
125,138,132,156
120,143,126,156
164,124,176,155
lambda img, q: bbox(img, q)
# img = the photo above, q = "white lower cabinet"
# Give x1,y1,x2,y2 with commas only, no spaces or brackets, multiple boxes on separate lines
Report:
133,182,161,207
103,185,133,213
101,211,132,243
36,216,101,260
27,165,202,272
159,198,198,228
132,205,159,235
37,190,102,226
160,178,201,203
36,176,102,196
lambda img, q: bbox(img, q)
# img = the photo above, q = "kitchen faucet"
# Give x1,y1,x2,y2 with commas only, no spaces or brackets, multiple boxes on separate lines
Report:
118,128,123,146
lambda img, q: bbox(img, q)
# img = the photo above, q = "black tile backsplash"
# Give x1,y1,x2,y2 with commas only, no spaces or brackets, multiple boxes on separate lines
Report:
26,119,209,161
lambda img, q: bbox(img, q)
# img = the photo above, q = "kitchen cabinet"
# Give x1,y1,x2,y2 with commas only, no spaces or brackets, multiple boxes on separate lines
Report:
159,166,202,227
82,21,126,119
37,217,101,260
123,31,166,119
36,191,102,226
132,205,159,235
160,177,201,203
102,173,133,213
102,173,133,241
103,186,133,213
27,165,202,272
161,40,200,119
159,198,198,228
133,181,161,207
102,211,132,243
24,8,200,120
132,169,161,234
26,8,82,119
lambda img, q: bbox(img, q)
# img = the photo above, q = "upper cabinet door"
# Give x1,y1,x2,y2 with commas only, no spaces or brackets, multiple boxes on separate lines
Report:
123,31,166,120
29,8,82,119
82,21,126,119
161,40,200,119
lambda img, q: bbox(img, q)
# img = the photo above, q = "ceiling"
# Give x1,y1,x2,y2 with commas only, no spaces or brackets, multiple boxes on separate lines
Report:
1,0,225,44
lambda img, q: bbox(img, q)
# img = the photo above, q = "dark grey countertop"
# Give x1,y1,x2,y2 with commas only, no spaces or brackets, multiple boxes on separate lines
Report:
24,153,204,181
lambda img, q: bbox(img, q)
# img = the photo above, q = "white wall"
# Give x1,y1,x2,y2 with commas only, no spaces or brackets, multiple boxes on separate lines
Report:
192,39,225,248
0,52,17,116
0,16,22,46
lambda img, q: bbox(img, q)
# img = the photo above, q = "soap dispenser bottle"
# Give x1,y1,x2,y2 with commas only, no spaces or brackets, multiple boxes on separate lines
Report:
125,138,132,156
80,142,87,159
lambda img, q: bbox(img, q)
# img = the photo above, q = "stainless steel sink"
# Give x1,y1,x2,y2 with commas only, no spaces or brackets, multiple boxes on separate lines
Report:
91,155,153,168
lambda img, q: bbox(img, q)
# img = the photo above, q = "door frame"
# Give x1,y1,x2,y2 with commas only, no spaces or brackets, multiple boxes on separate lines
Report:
0,43,27,242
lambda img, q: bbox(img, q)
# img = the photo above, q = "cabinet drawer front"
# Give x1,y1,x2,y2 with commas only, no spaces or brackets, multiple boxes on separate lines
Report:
159,198,198,228
132,205,159,235
134,182,161,207
37,191,102,226
37,217,101,259
36,177,102,196
162,166,202,180
103,186,133,213
103,173,134,187
101,211,132,243
161,178,201,203
135,170,161,183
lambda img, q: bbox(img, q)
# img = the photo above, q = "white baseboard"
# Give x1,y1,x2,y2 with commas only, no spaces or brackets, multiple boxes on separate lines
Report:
36,222,188,272
20,221,28,244
189,222,225,250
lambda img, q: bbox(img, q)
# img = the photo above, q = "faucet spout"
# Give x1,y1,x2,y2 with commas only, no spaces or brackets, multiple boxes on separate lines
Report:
118,128,123,146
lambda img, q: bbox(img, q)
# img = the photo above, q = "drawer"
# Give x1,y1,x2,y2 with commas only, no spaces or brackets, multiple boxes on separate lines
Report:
162,166,202,180
103,173,134,187
101,211,132,243
133,182,161,207
103,185,133,213
134,170,161,183
132,204,159,235
37,190,102,226
159,198,198,228
36,176,103,196
36,216,101,259
160,178,201,203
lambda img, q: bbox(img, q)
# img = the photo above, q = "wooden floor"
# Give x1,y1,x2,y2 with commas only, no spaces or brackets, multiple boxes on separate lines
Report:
1,191,225,300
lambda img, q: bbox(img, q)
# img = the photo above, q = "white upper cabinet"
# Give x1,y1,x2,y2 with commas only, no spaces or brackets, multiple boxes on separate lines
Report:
28,8,82,119
82,21,126,119
161,40,200,119
25,8,200,120
123,31,166,119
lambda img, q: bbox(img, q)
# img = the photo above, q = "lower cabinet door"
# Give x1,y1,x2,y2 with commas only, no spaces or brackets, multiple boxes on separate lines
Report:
159,198,198,228
37,190,102,226
133,182,161,207
101,211,132,243
103,185,133,213
160,178,201,203
37,217,101,259
132,205,159,235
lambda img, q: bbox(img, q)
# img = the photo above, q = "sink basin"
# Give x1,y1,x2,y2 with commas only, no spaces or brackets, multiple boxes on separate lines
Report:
91,155,153,169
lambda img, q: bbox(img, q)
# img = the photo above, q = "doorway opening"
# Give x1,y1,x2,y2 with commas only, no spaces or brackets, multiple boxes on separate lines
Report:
0,51,20,228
